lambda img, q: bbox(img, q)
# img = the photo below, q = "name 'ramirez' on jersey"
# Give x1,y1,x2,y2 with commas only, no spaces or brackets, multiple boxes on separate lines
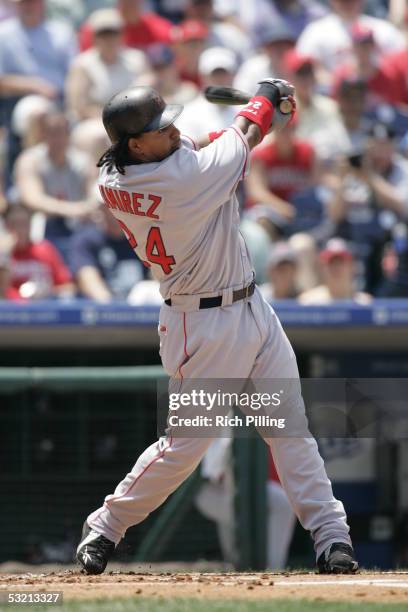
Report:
98,127,253,299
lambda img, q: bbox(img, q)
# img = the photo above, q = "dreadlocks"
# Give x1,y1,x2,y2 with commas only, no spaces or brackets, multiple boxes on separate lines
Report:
97,137,133,175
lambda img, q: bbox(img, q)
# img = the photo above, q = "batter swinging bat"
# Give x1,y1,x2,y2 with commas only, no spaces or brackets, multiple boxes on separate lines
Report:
204,86,294,115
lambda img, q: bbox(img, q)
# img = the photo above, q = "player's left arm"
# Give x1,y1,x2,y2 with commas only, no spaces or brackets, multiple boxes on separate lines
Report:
196,79,296,151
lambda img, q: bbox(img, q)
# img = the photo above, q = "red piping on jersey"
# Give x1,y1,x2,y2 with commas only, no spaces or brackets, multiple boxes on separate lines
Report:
182,134,197,150
178,312,190,379
230,126,249,180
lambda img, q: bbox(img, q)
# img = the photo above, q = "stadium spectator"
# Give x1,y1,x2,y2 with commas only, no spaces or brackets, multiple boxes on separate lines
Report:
246,121,316,228
15,112,97,262
183,0,251,62
137,44,198,105
296,0,405,88
0,0,77,184
79,0,172,51
234,21,295,95
282,50,350,160
3,204,74,300
325,124,408,292
66,9,148,122
332,23,406,110
213,0,326,42
176,46,237,141
289,232,321,293
364,123,408,219
10,95,57,150
259,241,299,302
299,238,371,304
0,0,76,99
69,205,145,302
170,18,209,87
335,75,408,146
335,77,370,150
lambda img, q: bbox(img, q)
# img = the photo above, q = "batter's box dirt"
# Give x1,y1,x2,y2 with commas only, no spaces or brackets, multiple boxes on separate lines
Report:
1,569,408,605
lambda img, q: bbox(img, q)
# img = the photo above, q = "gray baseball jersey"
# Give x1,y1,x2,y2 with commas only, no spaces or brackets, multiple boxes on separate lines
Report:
98,127,253,298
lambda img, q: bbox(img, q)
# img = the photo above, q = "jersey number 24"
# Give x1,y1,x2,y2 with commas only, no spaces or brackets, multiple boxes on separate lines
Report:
118,221,176,275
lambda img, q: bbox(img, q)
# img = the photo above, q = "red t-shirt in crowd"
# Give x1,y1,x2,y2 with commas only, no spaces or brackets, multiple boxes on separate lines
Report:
332,61,405,108
382,49,408,105
251,140,315,202
79,13,172,51
6,241,72,300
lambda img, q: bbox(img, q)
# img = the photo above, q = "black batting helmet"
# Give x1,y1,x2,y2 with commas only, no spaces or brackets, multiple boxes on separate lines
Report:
102,86,183,144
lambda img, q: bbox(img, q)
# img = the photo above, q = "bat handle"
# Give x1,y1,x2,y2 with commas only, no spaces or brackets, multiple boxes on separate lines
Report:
279,97,295,115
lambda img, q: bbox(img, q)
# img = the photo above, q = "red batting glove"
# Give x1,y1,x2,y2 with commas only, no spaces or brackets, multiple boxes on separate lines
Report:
237,96,274,138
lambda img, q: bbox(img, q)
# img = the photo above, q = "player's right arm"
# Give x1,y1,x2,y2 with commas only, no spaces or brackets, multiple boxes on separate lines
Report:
196,120,261,151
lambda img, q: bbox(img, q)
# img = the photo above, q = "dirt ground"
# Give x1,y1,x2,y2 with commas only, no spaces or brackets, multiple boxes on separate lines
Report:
1,564,408,604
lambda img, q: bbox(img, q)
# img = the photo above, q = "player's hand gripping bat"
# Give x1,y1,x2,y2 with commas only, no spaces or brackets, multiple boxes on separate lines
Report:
204,84,295,115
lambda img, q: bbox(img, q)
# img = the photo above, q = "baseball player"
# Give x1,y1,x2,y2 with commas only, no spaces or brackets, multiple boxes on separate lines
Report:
76,83,358,575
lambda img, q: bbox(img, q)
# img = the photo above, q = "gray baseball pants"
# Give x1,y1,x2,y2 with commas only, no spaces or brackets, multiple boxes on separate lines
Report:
88,288,351,559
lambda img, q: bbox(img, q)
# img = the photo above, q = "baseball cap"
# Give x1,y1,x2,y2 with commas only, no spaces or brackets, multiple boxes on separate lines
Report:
88,9,123,33
11,95,57,136
319,238,353,263
171,19,208,43
351,22,375,44
254,22,296,47
283,50,314,74
268,242,297,267
198,47,237,75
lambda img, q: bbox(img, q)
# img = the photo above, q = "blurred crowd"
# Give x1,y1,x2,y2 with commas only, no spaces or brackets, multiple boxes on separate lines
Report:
1,0,408,303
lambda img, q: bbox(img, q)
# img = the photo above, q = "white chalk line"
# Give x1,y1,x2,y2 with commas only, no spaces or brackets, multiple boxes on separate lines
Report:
274,579,408,588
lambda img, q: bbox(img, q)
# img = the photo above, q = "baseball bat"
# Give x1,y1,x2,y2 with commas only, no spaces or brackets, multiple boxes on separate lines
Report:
204,86,294,114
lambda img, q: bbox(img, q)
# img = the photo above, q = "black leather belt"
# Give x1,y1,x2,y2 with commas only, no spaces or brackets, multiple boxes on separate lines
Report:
165,281,255,309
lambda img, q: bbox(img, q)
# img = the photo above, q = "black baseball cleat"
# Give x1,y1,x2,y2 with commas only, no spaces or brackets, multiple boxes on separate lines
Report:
317,542,359,574
76,521,115,575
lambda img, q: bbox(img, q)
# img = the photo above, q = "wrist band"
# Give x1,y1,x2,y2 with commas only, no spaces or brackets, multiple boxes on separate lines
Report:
237,96,274,138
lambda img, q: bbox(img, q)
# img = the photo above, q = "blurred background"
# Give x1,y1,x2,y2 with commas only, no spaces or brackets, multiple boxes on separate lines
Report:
1,0,408,572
